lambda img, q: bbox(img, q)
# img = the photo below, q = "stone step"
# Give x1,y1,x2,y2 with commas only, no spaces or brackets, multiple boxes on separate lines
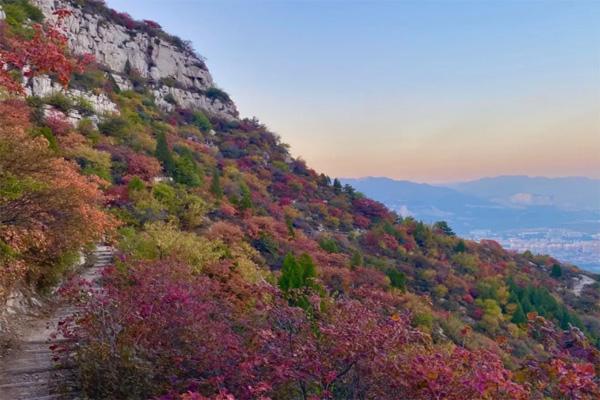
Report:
3,365,72,377
17,395,71,400
0,378,73,390
0,245,114,400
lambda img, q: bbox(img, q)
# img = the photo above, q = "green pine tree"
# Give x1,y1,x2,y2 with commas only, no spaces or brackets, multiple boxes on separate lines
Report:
386,269,407,291
279,253,303,291
155,131,175,174
298,253,316,285
350,250,363,268
511,302,527,324
239,182,253,211
550,264,562,278
454,240,467,253
173,154,202,187
333,178,342,194
210,169,223,200
285,215,295,238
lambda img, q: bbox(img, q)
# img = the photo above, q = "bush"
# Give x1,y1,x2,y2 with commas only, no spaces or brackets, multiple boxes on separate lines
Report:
319,236,339,253
192,111,212,132
2,0,44,35
163,93,177,105
386,268,406,291
98,116,129,137
44,92,73,112
71,69,107,91
205,86,231,103
74,97,95,116
31,126,58,152
173,154,202,187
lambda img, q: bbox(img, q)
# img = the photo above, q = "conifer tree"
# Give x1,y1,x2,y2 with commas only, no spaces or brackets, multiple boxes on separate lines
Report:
210,169,223,200
333,178,342,194
298,253,316,285
550,264,562,278
511,302,527,324
239,182,253,211
279,253,302,291
155,131,175,174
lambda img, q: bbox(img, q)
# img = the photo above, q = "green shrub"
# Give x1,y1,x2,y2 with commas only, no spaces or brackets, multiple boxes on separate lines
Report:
173,154,202,187
319,237,339,253
31,126,58,152
74,147,112,181
164,93,177,105
70,69,107,91
1,0,44,36
78,118,99,139
386,268,406,291
74,97,95,116
128,176,145,192
205,86,231,103
44,92,73,113
192,111,212,132
98,116,129,137
152,182,176,207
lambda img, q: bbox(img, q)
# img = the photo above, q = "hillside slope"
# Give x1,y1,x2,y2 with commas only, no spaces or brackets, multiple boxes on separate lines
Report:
0,1,599,399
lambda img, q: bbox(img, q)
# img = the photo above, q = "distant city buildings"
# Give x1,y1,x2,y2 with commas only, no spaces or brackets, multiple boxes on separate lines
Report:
467,228,600,273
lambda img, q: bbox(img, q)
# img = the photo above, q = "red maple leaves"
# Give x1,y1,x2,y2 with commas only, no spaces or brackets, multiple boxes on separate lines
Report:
0,9,93,93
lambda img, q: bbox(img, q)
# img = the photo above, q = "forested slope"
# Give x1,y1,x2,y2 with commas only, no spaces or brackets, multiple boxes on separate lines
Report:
0,1,599,399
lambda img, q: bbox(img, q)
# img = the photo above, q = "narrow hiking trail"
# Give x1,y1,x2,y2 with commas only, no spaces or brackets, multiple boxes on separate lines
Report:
0,245,113,400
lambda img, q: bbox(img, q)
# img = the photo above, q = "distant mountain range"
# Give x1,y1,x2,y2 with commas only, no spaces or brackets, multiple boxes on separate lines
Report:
342,176,600,234
447,176,600,211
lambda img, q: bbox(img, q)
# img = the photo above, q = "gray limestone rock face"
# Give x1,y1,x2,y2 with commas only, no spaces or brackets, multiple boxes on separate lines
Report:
27,76,119,116
30,0,238,120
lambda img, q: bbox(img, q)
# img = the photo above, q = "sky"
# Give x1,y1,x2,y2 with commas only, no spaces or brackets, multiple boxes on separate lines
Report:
106,0,600,183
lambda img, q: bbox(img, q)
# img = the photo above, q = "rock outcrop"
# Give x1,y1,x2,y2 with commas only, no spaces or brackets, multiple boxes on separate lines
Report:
30,0,238,120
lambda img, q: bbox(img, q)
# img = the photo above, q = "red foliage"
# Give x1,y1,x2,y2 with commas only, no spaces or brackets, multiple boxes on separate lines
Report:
62,260,529,399
143,19,162,30
0,13,93,93
125,152,162,181
45,113,72,136
352,198,390,221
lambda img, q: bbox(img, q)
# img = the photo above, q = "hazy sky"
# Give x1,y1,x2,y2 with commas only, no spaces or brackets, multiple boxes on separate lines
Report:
107,0,600,183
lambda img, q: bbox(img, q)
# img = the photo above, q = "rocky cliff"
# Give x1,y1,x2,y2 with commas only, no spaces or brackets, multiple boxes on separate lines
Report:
30,0,238,120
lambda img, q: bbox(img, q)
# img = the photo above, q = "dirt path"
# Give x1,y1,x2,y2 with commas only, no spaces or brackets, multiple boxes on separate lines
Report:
0,246,113,400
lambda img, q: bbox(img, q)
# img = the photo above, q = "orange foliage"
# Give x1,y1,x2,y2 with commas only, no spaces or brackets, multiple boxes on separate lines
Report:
0,101,117,296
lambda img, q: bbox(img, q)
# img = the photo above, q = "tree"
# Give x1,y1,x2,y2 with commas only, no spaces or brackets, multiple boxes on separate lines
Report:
278,252,316,292
298,253,316,284
210,169,223,200
0,100,116,294
278,253,303,292
454,240,467,253
550,263,562,278
350,250,363,268
387,268,407,291
238,182,253,211
511,302,527,324
173,153,202,187
434,220,455,236
155,131,175,174
333,178,342,194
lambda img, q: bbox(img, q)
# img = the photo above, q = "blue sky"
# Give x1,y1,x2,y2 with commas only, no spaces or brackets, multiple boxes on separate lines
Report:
107,0,600,183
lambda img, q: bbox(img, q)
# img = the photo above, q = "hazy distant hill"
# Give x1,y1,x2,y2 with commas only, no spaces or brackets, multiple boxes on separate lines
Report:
342,176,600,234
447,175,600,210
